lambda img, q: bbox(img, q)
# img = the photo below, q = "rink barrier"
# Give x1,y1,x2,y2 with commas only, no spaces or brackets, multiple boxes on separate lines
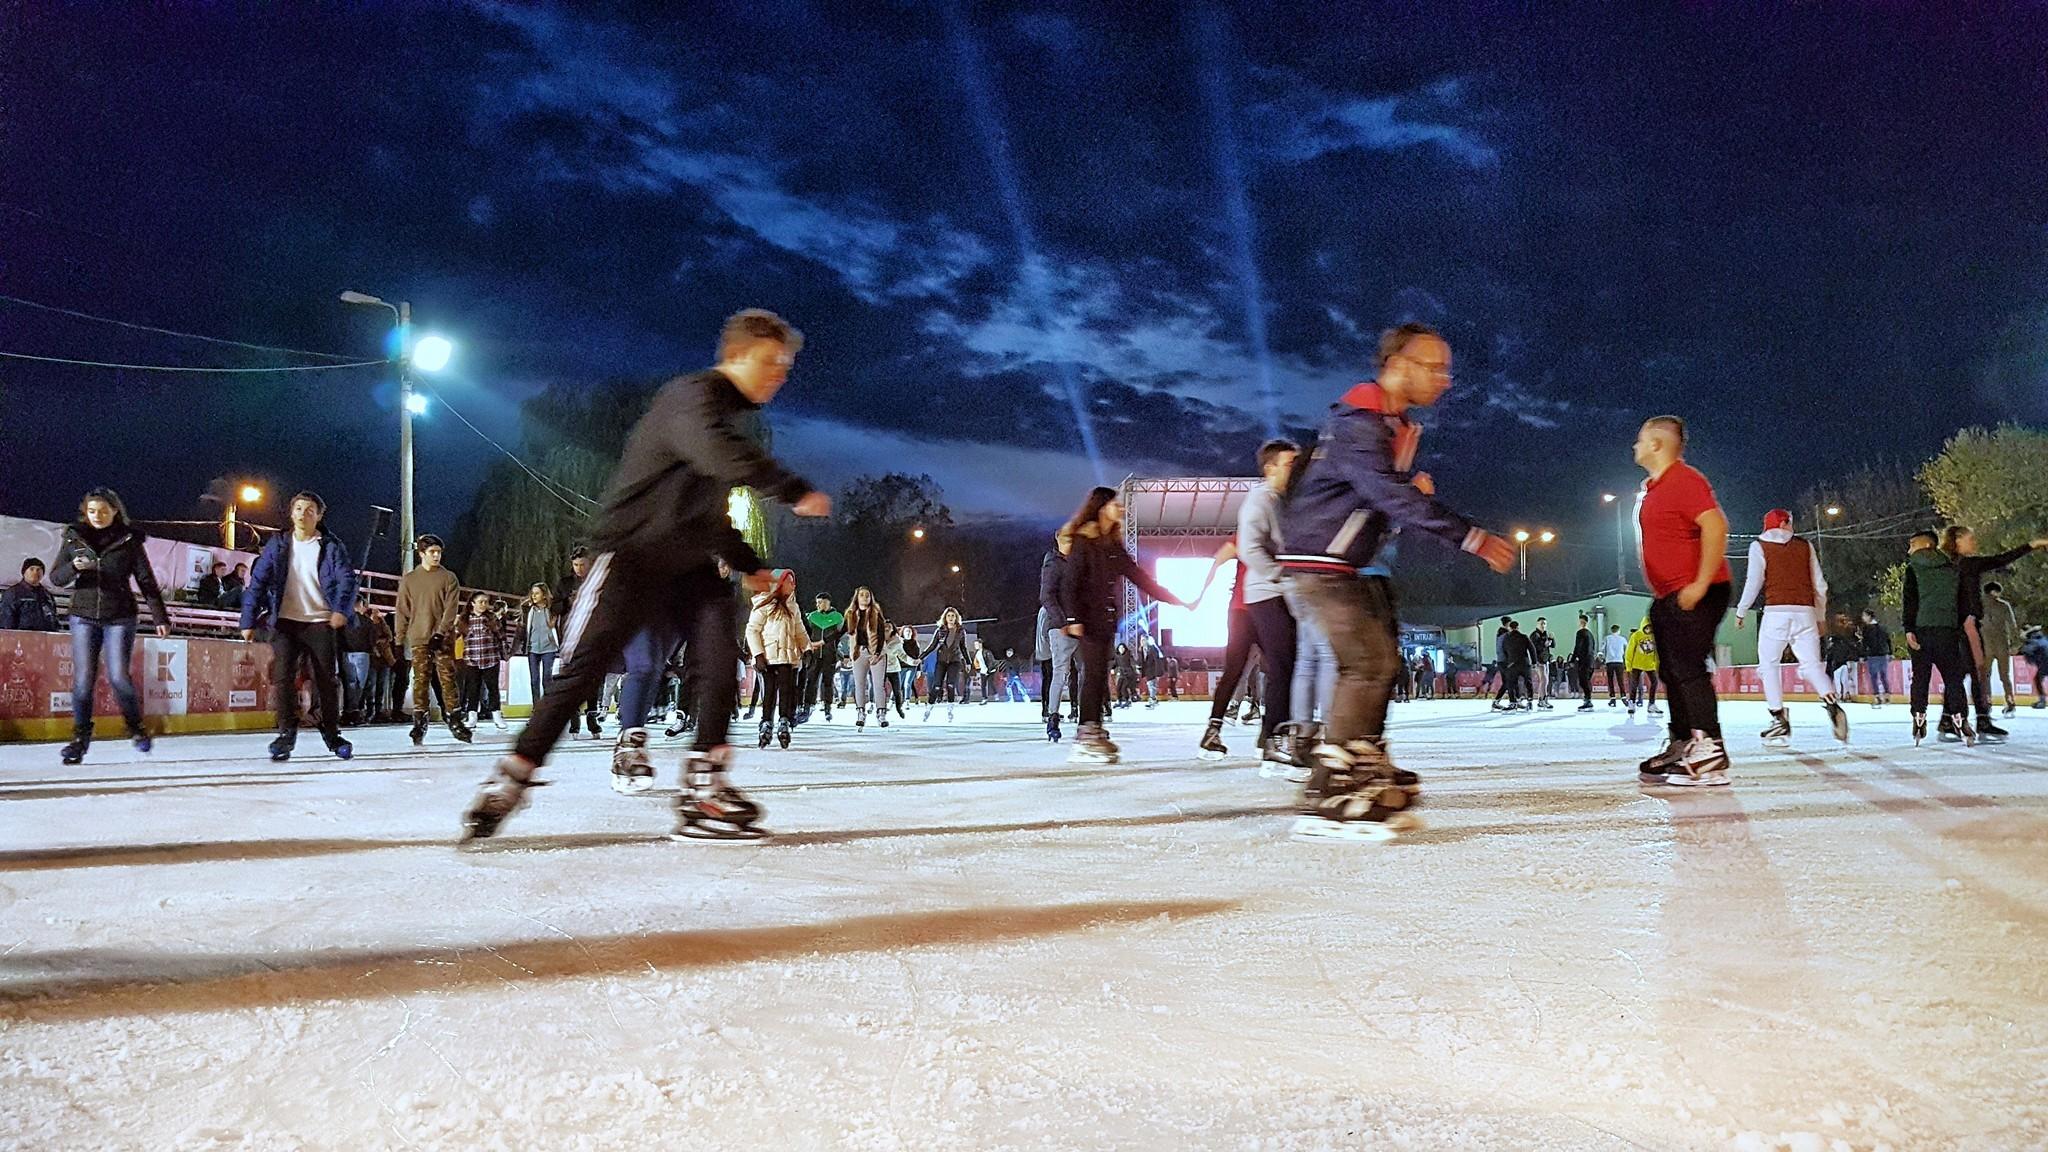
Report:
1453,657,2039,702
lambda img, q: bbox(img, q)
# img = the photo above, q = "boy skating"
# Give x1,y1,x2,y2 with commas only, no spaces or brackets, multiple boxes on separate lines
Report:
462,309,830,842
1734,509,1848,747
394,535,471,747
1278,322,1514,839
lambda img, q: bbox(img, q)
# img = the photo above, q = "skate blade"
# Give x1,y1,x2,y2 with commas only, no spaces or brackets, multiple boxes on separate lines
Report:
1290,814,1419,842
1256,761,1295,778
669,824,768,842
1197,749,1226,762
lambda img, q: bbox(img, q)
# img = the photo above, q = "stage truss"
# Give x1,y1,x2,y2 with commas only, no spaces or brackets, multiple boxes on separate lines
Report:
1118,475,1258,635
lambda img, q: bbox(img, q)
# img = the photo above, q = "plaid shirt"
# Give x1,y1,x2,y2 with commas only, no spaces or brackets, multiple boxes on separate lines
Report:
463,614,511,668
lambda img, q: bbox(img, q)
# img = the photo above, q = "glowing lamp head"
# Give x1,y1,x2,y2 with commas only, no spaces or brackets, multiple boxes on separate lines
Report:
911,527,926,540
404,393,430,416
949,564,961,574
1538,530,1556,544
1513,530,1531,543
1825,505,1841,517
238,485,263,504
1602,493,1617,503
412,335,454,373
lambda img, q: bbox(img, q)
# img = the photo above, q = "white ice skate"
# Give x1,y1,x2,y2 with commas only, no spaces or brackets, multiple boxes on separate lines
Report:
1291,812,1421,842
610,728,657,794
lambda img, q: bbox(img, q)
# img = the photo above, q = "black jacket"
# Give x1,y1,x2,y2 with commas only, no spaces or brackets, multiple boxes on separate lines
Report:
0,580,61,632
1056,530,1173,638
1529,628,1556,663
1955,545,2034,626
1571,627,1594,664
1037,549,1064,621
930,622,970,663
590,369,813,573
1858,621,1891,658
51,524,168,626
1823,632,1860,673
1499,631,1534,668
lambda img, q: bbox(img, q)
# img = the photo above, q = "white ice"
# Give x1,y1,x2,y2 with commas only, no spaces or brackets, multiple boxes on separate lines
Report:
2,698,2045,1151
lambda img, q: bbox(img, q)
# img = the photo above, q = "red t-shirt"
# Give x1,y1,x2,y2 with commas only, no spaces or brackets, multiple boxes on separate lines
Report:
1637,461,1732,597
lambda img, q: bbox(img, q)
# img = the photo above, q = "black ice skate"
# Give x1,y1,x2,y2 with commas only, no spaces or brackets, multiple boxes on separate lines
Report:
1664,733,1730,787
1825,699,1850,743
1293,739,1421,842
269,736,293,763
129,727,153,755
1045,714,1062,743
325,737,354,762
672,750,766,840
59,729,89,766
611,728,656,794
1975,716,2008,744
409,713,428,746
460,759,547,843
1637,737,1688,784
1760,709,1792,748
1197,719,1228,762
757,723,773,749
1912,713,1928,745
1068,722,1119,765
777,721,791,749
450,720,475,744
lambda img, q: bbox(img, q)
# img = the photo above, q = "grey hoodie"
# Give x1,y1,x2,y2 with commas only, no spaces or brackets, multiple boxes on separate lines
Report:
1236,483,1286,606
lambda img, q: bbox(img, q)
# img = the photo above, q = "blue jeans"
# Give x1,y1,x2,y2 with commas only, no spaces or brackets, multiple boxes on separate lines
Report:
528,652,556,705
1863,655,1891,696
343,652,371,719
617,627,677,731
70,617,142,734
1003,674,1029,702
1285,584,1336,726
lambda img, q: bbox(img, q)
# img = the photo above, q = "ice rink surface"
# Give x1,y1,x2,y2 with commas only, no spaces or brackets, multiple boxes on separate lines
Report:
2,697,2044,1151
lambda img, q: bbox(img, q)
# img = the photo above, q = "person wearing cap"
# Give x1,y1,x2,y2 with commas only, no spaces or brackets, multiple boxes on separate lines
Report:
240,491,359,762
1631,416,1734,785
0,557,61,632
1735,508,1849,746
394,533,470,746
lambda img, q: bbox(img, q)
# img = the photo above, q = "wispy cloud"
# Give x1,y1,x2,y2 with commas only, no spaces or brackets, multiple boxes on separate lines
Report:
1251,71,1498,169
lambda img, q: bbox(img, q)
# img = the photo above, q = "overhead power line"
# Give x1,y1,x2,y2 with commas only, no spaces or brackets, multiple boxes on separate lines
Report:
414,379,600,517
0,292,360,361
0,350,385,372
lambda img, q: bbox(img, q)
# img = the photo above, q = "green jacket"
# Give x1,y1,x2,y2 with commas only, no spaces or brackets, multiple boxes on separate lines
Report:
1903,547,1960,632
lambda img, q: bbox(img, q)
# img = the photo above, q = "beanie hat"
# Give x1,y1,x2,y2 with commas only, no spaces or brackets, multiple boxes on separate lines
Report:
1762,509,1792,530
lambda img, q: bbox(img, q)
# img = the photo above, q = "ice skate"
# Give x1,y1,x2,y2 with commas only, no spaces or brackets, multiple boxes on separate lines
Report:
1296,739,1421,840
757,722,773,750
1937,714,1960,743
1664,733,1730,787
1953,713,1977,747
1045,714,1062,743
492,715,508,732
326,737,354,762
1647,703,1663,716
59,732,88,766
611,728,656,794
664,717,688,739
1577,702,1595,712
1067,723,1119,765
777,721,791,749
1975,716,2008,744
409,713,428,746
856,705,867,732
129,727,153,755
460,758,546,843
1197,719,1228,761
672,750,766,840
1912,712,1928,745
450,720,474,744
2001,703,2016,717
1636,737,1687,783
268,736,293,763
1825,699,1850,743
1760,709,1792,748
878,710,889,729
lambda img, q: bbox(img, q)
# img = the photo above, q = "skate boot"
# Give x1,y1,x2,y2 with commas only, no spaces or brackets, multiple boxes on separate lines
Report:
1045,714,1063,743
1636,736,1688,784
777,721,791,749
59,727,89,766
946,704,954,723
326,736,354,761
1952,713,1977,747
1647,702,1663,716
409,713,428,746
1294,739,1421,841
1665,732,1730,787
1937,714,1960,743
856,705,867,732
1259,730,1309,781
1825,699,1850,743
1912,712,1928,745
1068,723,1119,764
450,717,475,744
268,736,293,763
672,749,766,840
461,758,546,843
664,715,688,739
1760,709,1792,748
1975,715,2008,744
1197,719,1228,761
879,709,889,729
586,714,604,740
610,728,656,794
128,726,153,755
757,722,773,750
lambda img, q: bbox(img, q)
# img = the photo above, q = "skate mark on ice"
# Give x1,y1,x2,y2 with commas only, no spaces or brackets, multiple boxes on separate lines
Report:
0,778,299,801
0,898,1239,1020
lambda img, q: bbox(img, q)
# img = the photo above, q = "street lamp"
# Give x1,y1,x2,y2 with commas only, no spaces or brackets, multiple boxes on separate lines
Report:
209,482,264,549
911,526,926,541
1602,492,1631,592
1811,502,1842,567
1512,528,1556,599
340,291,454,572
949,563,962,574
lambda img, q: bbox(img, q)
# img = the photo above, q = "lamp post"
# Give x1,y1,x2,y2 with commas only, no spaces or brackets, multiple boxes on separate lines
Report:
340,292,453,573
1602,492,1631,592
1811,502,1842,568
1512,529,1556,599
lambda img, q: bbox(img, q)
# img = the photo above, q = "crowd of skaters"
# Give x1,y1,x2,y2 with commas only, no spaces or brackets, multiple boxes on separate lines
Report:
14,308,2047,840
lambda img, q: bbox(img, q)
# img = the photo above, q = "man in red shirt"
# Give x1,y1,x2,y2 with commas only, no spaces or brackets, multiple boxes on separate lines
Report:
1632,416,1734,785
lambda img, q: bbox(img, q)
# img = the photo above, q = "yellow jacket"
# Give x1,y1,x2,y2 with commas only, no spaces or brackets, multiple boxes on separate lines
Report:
1624,623,1658,672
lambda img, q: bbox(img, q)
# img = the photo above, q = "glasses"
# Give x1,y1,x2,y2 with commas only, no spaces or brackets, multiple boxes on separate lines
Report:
1396,353,1453,382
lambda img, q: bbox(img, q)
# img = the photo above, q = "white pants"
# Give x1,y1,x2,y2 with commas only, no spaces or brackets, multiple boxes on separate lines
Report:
1759,608,1833,709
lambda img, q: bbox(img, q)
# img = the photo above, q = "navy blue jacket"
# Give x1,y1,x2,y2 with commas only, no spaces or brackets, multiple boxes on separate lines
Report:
240,529,360,631
0,580,62,632
1279,383,1481,574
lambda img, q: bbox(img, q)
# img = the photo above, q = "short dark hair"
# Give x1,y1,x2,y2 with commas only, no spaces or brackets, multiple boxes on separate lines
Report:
1986,581,2003,594
1579,613,1589,622
211,561,227,572
290,490,326,516
1536,616,1547,624
569,545,589,561
1643,415,1687,448
1255,438,1299,472
1508,619,1522,629
415,533,446,551
720,308,803,357
1378,321,1442,371
1500,616,1512,625
1909,529,1939,548
21,557,44,574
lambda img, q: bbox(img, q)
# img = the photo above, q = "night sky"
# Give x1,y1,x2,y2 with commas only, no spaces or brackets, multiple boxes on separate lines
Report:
5,4,2046,577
